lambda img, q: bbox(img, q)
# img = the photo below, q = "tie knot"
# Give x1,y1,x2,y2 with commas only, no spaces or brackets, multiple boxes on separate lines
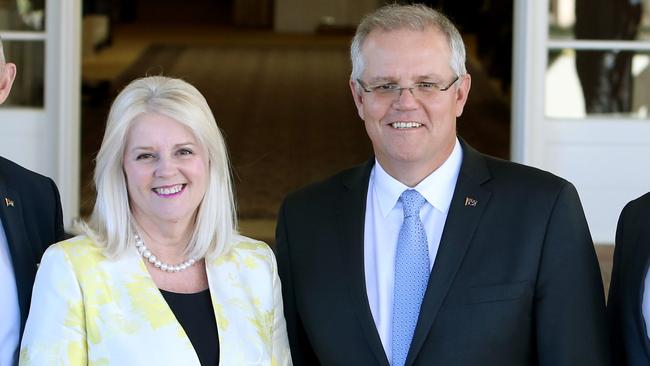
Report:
400,189,426,217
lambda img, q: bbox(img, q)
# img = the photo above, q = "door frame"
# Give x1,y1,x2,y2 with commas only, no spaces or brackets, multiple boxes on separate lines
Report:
0,1,81,229
512,0,650,243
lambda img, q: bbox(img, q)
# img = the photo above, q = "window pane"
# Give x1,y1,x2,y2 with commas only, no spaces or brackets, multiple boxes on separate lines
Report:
0,0,46,31
0,40,44,108
549,0,649,41
546,49,650,118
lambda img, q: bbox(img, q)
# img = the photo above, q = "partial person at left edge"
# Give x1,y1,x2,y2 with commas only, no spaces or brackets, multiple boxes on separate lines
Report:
0,34,65,366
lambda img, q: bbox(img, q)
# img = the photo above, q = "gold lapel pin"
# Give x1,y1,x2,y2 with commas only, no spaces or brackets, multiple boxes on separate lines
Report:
4,198,14,207
464,197,478,207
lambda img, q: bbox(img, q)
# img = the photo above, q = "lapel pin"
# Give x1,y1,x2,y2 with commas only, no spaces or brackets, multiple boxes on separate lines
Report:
464,197,478,207
4,198,14,207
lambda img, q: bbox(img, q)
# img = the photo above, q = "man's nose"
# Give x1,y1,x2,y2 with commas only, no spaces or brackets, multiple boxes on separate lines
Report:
394,87,418,108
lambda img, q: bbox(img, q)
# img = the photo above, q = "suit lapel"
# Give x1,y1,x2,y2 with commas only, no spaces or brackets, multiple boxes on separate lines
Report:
639,260,650,362
126,248,200,363
0,176,35,333
336,160,390,366
406,142,492,366
632,223,650,361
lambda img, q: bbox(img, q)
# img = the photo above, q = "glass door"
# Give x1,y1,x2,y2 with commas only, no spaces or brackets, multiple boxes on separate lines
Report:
512,0,650,244
0,0,81,228
513,0,650,243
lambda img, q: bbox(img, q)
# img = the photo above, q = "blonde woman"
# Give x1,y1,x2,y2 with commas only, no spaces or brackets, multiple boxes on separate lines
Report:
20,76,291,365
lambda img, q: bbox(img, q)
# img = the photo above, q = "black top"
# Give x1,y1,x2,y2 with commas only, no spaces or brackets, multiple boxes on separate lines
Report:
160,288,219,366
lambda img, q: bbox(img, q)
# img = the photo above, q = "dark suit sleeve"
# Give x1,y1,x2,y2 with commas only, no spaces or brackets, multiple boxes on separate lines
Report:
534,182,610,365
608,200,633,366
275,200,319,366
49,177,65,243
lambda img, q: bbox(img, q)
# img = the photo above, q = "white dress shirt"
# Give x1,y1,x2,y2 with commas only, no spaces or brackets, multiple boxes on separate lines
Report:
364,139,462,360
0,219,20,366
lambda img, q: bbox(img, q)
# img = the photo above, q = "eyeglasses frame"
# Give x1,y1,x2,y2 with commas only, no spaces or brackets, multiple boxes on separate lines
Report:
355,75,460,100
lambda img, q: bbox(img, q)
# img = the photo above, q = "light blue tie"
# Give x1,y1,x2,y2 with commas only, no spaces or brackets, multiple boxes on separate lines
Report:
392,189,430,366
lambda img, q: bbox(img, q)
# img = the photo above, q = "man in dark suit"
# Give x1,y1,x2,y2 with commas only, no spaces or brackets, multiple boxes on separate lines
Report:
276,4,609,365
608,192,650,365
0,34,64,366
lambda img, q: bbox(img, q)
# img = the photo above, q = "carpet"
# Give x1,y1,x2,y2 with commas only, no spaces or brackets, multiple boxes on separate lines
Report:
112,43,373,219
82,41,510,220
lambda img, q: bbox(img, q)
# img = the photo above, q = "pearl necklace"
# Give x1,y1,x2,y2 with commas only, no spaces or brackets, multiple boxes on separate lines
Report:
134,234,198,273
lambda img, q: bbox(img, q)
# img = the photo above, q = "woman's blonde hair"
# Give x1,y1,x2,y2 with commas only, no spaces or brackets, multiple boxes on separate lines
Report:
80,76,237,259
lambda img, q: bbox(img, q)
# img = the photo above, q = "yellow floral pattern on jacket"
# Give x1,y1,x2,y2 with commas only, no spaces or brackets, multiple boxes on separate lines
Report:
19,235,292,365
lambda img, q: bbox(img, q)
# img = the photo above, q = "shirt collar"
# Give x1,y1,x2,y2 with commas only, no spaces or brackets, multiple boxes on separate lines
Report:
373,138,463,217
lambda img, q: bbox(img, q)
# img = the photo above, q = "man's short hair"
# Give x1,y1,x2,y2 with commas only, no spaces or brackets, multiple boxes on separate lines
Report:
350,4,467,82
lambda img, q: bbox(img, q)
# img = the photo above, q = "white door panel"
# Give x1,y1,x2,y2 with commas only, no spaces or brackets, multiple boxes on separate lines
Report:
0,1,81,229
514,0,650,244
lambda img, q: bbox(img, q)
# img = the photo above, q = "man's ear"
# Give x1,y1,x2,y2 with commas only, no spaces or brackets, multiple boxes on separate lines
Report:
454,73,471,117
0,62,17,104
349,78,365,120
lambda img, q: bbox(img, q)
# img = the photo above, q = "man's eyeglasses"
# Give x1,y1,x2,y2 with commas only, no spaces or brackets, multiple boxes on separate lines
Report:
356,76,460,102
